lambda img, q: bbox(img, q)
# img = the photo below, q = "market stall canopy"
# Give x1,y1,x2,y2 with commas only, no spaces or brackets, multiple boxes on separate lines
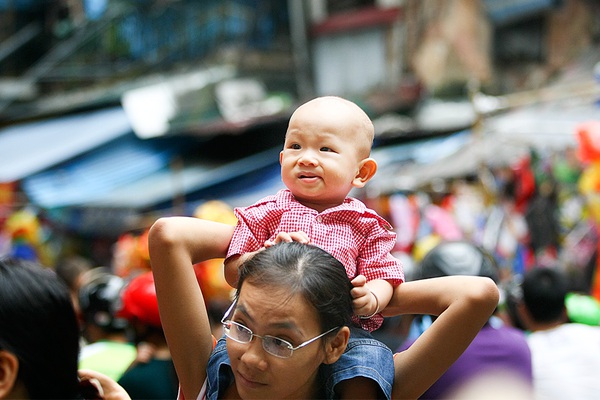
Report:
32,147,284,237
367,130,476,194
22,141,282,210
484,93,598,150
368,46,600,195
0,107,131,183
368,92,599,195
483,0,560,26
22,133,180,208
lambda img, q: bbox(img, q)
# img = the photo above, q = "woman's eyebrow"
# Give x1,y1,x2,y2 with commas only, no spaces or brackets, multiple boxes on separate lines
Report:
235,304,254,324
237,304,301,334
270,321,298,331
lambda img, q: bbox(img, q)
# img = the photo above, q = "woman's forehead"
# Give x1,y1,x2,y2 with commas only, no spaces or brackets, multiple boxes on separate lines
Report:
237,282,320,330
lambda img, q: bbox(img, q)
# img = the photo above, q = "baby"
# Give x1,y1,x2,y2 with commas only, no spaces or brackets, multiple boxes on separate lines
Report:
224,96,404,399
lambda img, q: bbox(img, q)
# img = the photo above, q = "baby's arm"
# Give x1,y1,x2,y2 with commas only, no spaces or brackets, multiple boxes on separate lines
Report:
224,231,309,287
354,216,403,317
350,275,393,318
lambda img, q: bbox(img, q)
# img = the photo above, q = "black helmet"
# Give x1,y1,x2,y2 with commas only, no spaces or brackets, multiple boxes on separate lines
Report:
419,240,499,283
78,268,128,331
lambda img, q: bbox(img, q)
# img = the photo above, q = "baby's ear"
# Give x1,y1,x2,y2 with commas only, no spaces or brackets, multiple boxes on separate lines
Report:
353,158,377,188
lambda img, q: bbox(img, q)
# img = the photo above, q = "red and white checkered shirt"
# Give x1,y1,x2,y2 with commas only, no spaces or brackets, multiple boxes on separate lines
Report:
226,189,404,331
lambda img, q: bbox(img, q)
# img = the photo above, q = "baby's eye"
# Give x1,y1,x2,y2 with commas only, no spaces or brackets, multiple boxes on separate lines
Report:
290,144,301,150
320,147,333,152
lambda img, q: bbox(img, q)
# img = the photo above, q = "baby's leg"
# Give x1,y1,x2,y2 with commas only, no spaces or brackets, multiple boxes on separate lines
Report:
322,326,394,400
337,377,380,399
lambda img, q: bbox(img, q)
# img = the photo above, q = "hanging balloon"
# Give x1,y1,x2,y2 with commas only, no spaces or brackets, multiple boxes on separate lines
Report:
578,163,600,224
565,292,600,326
575,120,600,163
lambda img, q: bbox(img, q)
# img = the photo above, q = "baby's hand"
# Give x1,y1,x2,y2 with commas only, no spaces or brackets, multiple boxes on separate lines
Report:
350,275,379,318
264,231,309,247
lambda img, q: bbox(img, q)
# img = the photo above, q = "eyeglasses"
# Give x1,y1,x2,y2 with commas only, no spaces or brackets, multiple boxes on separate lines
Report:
220,300,339,358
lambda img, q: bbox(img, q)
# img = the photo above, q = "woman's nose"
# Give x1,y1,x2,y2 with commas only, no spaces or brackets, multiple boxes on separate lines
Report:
240,337,269,371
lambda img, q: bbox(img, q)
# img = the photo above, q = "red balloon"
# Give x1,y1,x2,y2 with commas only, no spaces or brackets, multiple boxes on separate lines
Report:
576,121,600,163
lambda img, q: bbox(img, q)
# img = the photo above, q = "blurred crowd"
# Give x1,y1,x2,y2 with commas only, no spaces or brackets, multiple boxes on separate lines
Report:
372,123,600,301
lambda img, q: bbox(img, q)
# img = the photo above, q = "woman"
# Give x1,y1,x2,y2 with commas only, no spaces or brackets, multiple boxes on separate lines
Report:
149,217,499,399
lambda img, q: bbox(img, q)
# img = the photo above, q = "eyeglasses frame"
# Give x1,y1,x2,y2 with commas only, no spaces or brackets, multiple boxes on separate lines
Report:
220,299,339,358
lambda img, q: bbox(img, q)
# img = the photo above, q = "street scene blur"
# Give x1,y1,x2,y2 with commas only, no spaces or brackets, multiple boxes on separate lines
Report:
1,0,600,399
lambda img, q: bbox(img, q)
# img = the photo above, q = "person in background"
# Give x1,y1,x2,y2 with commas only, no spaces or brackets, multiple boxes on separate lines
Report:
397,240,533,399
78,268,137,382
518,266,600,400
0,256,128,399
116,271,179,399
55,254,94,323
224,96,404,399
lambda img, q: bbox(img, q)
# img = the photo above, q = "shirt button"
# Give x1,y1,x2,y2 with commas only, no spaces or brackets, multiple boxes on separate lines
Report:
316,216,323,223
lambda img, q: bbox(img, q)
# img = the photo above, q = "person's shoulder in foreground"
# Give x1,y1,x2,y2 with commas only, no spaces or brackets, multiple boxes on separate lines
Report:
0,256,131,399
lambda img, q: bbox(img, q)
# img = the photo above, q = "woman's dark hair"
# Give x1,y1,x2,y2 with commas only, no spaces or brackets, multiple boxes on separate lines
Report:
236,242,353,332
0,257,81,398
521,267,568,323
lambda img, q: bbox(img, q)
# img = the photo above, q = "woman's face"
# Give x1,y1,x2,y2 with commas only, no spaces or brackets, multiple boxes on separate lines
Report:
226,281,328,399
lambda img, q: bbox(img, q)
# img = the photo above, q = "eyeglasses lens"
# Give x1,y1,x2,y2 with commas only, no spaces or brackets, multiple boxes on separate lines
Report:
223,321,293,358
263,337,293,358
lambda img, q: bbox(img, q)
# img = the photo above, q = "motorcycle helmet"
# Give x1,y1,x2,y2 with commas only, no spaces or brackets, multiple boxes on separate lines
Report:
418,240,499,283
117,271,161,328
78,268,128,331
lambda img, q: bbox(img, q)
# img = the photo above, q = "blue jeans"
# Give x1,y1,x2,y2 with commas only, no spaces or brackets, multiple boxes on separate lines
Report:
321,325,394,399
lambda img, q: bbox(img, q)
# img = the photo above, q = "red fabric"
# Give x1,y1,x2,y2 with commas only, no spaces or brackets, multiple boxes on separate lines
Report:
576,121,600,163
593,242,600,302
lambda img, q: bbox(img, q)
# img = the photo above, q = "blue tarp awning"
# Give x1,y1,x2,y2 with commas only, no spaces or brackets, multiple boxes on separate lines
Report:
42,160,285,237
0,0,44,10
32,146,284,237
81,146,282,210
22,142,283,210
0,107,132,183
483,0,557,25
22,134,181,208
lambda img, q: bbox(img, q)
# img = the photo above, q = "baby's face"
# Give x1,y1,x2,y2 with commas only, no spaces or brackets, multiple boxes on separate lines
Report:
279,98,372,211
